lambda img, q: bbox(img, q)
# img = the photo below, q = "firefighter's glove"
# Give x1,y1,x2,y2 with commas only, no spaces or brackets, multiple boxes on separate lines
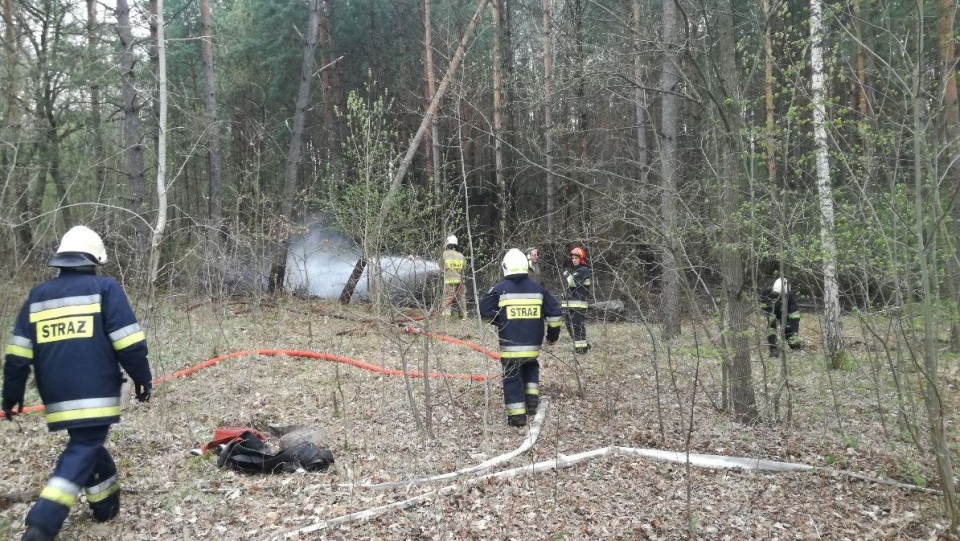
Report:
2,398,23,420
546,327,561,345
135,382,152,403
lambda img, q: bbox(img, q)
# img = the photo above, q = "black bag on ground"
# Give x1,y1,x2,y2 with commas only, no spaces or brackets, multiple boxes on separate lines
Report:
217,430,334,474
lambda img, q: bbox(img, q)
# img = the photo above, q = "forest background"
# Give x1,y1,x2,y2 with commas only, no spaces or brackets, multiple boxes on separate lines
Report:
4,0,960,535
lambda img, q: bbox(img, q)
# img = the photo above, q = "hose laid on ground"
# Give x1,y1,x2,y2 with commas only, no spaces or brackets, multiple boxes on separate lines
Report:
280,398,938,539
337,397,550,492
1,343,497,419
155,348,494,383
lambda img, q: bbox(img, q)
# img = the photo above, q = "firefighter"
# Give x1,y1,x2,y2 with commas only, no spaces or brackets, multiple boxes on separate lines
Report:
562,246,592,354
760,277,801,357
479,248,563,427
440,235,467,319
3,226,153,541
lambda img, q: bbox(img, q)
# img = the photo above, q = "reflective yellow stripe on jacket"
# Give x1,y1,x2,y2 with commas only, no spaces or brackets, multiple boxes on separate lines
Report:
44,397,121,425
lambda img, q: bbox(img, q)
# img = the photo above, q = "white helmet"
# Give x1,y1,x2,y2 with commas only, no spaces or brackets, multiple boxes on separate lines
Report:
502,248,529,276
772,277,788,295
48,226,108,268
446,235,458,246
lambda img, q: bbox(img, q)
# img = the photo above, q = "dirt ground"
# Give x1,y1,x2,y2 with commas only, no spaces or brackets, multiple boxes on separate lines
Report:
0,296,953,540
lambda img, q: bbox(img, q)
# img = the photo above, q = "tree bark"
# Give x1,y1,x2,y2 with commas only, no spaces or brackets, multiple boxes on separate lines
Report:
318,0,340,165
492,0,506,241
924,0,960,529
542,0,555,237
716,0,758,424
659,0,681,339
116,0,149,244
937,0,960,351
762,0,776,186
269,0,322,292
378,0,490,228
423,0,442,196
3,0,32,251
86,0,106,195
809,0,844,367
149,0,169,308
198,0,223,243
632,0,649,181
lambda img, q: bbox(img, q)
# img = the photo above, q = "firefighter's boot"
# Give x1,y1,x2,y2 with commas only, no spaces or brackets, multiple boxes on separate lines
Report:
21,526,56,541
91,492,120,522
525,396,540,416
507,415,527,427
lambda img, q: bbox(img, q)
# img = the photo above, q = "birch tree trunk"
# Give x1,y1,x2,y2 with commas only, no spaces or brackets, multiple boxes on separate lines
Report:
269,0,321,292
659,0,681,339
542,0,555,237
148,0,168,307
809,0,844,367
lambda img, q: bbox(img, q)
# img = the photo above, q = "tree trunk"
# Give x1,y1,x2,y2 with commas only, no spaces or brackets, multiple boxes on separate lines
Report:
632,0,649,181
923,0,960,529
762,0,776,186
542,0,554,237
938,0,960,351
492,0,506,241
2,0,32,251
198,0,223,243
378,0,491,229
659,0,681,339
423,0,442,196
318,0,340,166
809,0,844,367
716,0,758,424
86,0,106,194
149,0,169,308
269,0,321,292
116,0,148,245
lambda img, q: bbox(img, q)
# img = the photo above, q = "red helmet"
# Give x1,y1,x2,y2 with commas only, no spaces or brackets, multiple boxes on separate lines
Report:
570,247,587,262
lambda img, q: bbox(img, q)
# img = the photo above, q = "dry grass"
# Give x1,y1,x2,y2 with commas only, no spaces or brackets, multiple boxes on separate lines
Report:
0,295,952,540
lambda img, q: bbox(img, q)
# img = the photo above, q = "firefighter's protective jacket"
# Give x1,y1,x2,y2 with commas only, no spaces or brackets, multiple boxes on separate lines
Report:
479,274,563,359
441,248,466,285
3,268,152,431
760,288,799,320
562,263,592,309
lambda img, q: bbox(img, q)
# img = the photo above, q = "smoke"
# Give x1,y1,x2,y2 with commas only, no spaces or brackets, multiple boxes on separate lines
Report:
285,220,441,302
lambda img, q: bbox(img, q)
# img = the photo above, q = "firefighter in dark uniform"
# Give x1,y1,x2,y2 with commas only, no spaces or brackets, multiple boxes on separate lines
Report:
760,277,801,357
562,246,592,354
479,248,563,427
3,226,153,541
440,235,467,319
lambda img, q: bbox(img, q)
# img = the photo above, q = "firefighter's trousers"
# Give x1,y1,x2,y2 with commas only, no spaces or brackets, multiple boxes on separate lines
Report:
502,359,540,416
563,307,589,352
441,283,466,318
27,425,121,535
767,313,801,352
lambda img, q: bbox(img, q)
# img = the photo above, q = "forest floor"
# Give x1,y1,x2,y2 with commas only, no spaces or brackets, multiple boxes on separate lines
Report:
0,295,956,540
